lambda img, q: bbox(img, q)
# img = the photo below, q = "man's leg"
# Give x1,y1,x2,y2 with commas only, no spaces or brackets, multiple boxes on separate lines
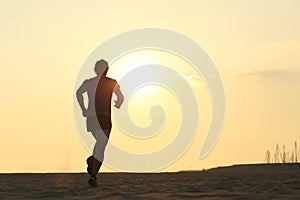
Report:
91,129,110,164
88,129,110,186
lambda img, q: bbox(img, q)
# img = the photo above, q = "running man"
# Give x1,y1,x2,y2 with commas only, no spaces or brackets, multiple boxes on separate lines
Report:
76,59,124,186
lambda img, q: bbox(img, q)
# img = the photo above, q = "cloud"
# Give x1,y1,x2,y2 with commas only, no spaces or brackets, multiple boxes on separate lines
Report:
177,68,300,85
177,73,203,81
222,68,300,84
257,68,300,82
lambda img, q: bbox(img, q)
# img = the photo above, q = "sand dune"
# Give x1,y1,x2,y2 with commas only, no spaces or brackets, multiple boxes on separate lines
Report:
0,164,299,199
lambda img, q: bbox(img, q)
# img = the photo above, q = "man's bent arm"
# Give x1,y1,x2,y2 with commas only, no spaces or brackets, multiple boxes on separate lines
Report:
114,84,124,109
76,82,87,114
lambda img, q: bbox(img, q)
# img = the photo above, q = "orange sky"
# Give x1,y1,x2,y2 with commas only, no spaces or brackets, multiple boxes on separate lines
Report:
0,0,300,172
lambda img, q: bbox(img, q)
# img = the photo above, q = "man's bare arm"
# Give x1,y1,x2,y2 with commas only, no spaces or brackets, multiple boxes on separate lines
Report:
76,82,87,116
114,84,124,109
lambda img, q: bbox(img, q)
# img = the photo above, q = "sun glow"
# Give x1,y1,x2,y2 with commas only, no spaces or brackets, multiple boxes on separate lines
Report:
108,49,200,81
107,49,212,156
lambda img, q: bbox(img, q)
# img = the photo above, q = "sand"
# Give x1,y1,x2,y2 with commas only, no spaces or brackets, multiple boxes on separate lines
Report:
0,164,300,199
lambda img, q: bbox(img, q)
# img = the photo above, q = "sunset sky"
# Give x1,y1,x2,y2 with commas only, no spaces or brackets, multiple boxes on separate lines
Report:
1,0,300,172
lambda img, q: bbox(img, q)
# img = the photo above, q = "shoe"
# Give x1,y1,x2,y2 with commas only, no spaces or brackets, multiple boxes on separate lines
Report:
91,158,102,178
86,156,94,175
88,176,98,187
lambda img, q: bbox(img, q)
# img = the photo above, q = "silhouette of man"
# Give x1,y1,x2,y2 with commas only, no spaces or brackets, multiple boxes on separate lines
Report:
76,59,124,186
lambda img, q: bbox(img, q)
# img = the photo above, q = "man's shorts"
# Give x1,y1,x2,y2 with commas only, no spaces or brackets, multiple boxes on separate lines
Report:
86,115,112,132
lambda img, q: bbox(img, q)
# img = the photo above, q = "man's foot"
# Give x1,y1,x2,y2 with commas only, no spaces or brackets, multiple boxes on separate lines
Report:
86,156,94,175
88,176,98,187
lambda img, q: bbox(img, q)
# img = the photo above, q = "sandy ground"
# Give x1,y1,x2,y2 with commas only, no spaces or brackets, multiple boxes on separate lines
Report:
0,164,300,199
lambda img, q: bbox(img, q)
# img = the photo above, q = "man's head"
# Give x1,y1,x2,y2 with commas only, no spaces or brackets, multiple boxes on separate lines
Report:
94,59,109,76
